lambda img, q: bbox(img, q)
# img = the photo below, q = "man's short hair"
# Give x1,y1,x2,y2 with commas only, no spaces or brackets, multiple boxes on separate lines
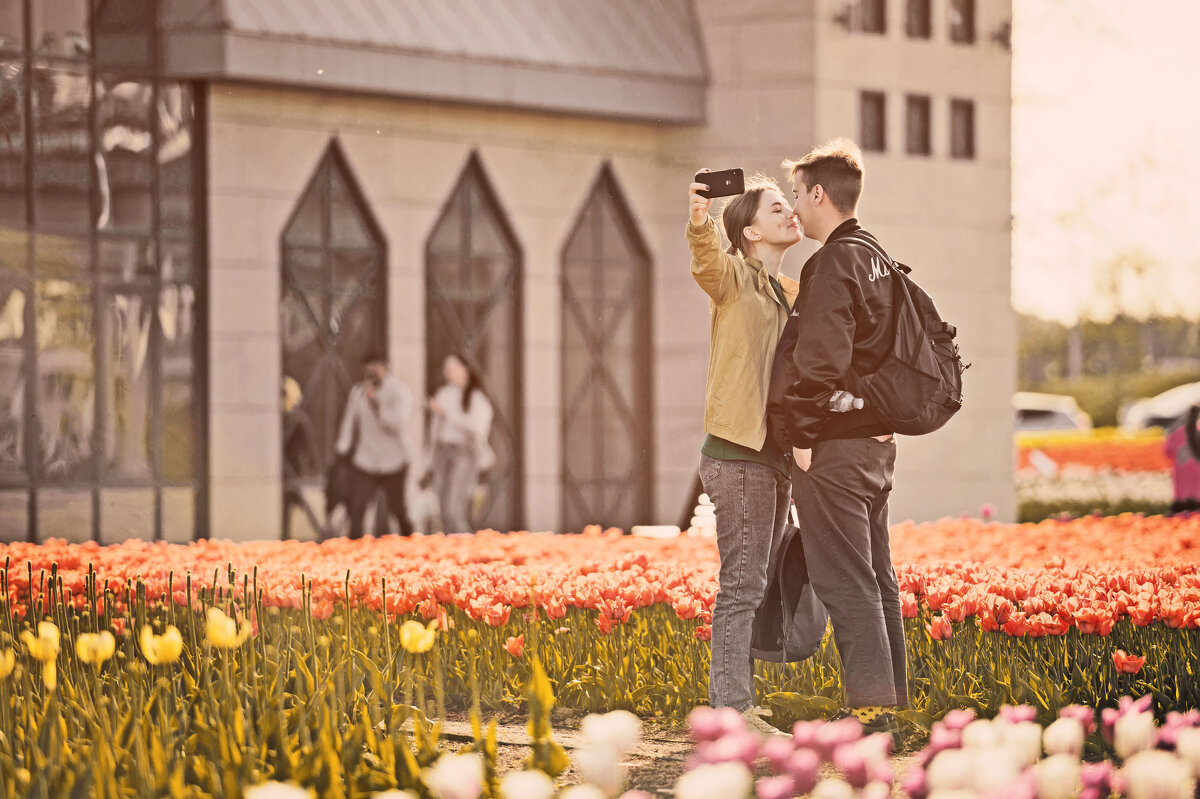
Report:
782,138,864,215
363,352,387,367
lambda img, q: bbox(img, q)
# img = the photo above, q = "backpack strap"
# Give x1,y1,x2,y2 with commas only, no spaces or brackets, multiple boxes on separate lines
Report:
835,233,911,275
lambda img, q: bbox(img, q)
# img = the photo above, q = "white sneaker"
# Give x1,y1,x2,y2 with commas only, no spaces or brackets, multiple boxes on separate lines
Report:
740,707,790,737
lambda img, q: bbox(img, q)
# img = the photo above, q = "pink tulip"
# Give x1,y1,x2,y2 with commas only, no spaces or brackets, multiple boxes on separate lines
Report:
759,735,794,772
784,749,820,795
755,775,795,799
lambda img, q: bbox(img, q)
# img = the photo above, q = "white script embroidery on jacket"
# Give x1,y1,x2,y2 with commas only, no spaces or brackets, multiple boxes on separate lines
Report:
867,255,892,282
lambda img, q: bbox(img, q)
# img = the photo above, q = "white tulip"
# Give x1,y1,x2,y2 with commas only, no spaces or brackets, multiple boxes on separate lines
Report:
961,719,1003,749
243,783,313,799
1115,711,1158,759
1124,750,1194,799
926,749,973,792
424,753,485,799
673,762,753,799
575,743,626,796
581,710,643,756
810,778,857,799
1043,717,1085,758
373,792,419,799
1034,753,1081,799
1175,727,1200,779
498,771,555,799
1003,721,1045,768
968,747,1021,795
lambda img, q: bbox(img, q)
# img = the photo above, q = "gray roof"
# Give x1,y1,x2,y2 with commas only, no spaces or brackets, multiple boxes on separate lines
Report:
135,0,708,123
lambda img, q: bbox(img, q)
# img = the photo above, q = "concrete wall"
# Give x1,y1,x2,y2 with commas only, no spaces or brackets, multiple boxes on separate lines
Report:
205,0,1016,538
810,0,1016,521
206,85,703,538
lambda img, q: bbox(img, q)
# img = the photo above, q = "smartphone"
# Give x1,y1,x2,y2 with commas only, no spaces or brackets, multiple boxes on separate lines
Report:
695,168,745,199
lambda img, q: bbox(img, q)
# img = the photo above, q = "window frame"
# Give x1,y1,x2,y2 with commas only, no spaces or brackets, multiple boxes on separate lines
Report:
949,0,977,44
559,163,654,533
950,98,977,160
905,94,932,157
859,90,888,153
906,0,932,39
424,151,525,533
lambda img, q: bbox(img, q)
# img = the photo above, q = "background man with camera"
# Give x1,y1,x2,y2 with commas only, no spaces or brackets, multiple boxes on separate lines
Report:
335,353,415,538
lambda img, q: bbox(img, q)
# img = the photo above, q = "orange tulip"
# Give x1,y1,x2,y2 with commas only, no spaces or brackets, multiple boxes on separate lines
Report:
1113,650,1146,674
504,635,524,658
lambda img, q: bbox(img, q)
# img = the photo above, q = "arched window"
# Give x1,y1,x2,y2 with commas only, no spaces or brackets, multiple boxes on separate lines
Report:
560,164,653,531
426,153,524,532
280,141,386,536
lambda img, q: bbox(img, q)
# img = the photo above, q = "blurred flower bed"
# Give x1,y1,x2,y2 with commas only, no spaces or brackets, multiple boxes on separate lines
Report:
1016,428,1173,521
1,515,1198,794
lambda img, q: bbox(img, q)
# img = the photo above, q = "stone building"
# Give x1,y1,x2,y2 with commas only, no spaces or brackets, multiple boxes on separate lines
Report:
0,0,1014,542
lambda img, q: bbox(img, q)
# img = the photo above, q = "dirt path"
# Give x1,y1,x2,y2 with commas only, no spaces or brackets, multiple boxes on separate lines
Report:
434,711,915,797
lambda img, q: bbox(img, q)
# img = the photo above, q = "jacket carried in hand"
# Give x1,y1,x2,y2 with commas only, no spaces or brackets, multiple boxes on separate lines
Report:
771,219,896,451
750,519,829,663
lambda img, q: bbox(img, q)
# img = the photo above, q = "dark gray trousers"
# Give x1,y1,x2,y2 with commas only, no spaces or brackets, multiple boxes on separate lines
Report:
791,437,908,708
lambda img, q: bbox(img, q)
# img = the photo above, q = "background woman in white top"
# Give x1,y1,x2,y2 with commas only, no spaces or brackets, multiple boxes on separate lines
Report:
427,353,494,533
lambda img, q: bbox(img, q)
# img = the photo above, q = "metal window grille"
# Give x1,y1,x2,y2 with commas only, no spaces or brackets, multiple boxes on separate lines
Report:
559,164,653,533
280,141,387,538
425,153,524,532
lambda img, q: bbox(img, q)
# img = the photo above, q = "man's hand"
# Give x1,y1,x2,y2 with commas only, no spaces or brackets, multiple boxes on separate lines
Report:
792,447,812,472
689,169,713,227
428,398,444,416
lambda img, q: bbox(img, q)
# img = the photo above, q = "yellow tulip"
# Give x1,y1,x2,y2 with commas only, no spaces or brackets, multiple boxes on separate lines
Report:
21,620,60,662
399,619,437,654
205,607,252,649
75,630,116,666
0,648,14,680
139,625,184,665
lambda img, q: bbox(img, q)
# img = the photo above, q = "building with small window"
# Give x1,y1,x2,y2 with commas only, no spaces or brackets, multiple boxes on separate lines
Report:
0,0,1013,542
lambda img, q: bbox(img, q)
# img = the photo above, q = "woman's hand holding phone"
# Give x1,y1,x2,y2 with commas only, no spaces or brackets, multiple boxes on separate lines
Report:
689,167,713,227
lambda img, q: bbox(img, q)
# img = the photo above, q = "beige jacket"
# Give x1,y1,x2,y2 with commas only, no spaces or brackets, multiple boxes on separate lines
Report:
688,218,799,450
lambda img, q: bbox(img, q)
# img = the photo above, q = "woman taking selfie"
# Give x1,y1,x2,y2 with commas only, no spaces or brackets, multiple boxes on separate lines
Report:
688,170,801,732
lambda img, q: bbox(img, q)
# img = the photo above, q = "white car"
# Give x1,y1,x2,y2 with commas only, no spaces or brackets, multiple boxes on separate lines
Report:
1120,381,1200,431
1013,391,1093,432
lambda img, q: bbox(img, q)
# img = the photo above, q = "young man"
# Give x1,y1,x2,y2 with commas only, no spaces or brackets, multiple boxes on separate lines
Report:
335,353,415,538
780,139,907,739
687,172,801,735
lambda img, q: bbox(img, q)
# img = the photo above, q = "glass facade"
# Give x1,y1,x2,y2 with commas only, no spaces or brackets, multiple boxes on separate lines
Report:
560,165,652,532
0,0,205,542
426,153,524,532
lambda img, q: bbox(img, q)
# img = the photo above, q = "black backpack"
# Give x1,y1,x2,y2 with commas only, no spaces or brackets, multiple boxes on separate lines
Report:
839,234,967,436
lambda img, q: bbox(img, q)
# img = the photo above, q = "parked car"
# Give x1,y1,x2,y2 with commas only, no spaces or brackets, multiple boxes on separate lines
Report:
1120,381,1200,431
1013,391,1093,432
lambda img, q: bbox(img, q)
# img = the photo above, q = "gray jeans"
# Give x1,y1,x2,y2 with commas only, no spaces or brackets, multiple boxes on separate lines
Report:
699,453,790,711
430,441,478,533
791,437,908,708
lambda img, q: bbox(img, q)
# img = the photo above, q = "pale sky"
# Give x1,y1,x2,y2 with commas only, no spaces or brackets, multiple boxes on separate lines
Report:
1012,0,1200,323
